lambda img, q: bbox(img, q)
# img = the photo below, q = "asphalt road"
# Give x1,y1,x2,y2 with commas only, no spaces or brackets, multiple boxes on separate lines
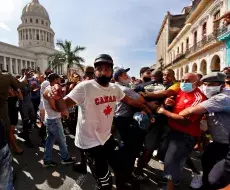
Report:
12,124,201,190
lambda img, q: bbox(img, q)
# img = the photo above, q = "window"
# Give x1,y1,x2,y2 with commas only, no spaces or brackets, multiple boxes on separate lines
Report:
186,38,189,50
25,19,27,23
202,22,207,38
36,19,38,23
26,34,28,40
30,18,33,23
194,31,197,46
214,10,221,32
41,20,44,25
37,34,39,40
181,43,184,53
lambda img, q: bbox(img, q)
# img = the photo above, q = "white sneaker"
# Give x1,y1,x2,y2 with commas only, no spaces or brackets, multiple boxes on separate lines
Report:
190,173,203,189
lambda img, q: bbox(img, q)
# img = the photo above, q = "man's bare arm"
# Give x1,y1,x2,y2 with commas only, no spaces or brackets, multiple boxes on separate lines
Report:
121,95,153,115
43,89,76,112
157,107,190,125
144,89,177,99
179,105,207,117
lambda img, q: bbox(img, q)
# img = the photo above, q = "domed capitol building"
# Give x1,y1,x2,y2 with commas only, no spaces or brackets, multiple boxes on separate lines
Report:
0,0,63,75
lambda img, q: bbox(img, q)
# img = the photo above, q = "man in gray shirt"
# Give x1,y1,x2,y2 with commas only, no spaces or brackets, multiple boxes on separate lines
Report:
113,67,151,181
179,72,230,189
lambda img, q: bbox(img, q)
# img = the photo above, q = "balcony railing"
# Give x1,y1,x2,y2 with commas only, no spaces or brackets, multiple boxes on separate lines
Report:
163,26,228,70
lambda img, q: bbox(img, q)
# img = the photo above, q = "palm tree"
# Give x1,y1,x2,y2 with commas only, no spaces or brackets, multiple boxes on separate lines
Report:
49,40,86,75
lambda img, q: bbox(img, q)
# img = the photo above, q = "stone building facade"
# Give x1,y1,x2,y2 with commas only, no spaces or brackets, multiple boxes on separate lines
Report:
0,0,63,75
156,0,229,80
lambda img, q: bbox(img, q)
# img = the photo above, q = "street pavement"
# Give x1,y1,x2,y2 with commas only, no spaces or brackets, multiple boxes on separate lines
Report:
12,123,201,190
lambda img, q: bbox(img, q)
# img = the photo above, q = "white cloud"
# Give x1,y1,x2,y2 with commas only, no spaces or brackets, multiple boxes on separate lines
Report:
0,22,11,31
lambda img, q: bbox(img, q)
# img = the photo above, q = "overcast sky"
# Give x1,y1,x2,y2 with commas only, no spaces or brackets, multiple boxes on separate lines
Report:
0,0,191,77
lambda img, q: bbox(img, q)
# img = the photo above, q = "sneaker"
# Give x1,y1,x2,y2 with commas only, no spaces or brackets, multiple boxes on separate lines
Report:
73,162,87,174
61,157,76,165
131,172,148,181
43,161,58,168
190,173,203,189
157,176,180,186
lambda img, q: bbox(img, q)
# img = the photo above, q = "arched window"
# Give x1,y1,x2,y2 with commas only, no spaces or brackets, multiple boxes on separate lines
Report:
36,19,38,23
41,20,44,25
30,18,33,23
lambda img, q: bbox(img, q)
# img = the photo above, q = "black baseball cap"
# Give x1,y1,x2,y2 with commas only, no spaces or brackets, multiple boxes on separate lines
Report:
94,54,114,67
140,67,154,75
113,68,130,81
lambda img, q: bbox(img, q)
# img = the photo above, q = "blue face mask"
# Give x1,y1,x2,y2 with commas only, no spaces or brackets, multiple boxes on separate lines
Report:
180,82,194,93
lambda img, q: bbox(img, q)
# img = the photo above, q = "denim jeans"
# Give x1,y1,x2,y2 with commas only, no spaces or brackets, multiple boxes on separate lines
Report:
163,130,198,182
0,145,14,190
43,118,69,162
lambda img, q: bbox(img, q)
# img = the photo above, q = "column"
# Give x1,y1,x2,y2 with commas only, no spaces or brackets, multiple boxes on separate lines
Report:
15,59,18,74
3,56,7,70
9,58,12,73
20,60,23,73
207,56,212,74
18,59,21,74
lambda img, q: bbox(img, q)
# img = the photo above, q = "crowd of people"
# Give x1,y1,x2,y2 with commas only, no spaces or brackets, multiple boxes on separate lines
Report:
0,53,230,190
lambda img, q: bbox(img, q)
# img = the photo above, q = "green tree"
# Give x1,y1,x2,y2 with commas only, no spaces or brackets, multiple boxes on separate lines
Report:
49,40,86,75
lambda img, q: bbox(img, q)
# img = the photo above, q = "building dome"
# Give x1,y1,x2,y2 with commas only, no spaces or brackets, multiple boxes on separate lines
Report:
22,0,49,20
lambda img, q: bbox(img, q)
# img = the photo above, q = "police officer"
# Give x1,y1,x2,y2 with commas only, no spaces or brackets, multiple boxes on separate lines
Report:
179,72,230,189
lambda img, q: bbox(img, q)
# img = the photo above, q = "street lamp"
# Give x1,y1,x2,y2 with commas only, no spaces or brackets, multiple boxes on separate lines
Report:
159,57,164,71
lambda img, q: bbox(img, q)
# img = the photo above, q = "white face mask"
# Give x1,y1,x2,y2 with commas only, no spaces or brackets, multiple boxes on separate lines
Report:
119,77,131,85
202,85,221,98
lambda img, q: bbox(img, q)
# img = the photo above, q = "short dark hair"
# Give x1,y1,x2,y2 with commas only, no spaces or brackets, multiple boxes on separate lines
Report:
164,69,175,77
47,73,60,83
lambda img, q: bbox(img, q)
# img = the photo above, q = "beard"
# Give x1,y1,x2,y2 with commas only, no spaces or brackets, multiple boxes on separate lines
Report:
143,77,151,83
95,75,112,85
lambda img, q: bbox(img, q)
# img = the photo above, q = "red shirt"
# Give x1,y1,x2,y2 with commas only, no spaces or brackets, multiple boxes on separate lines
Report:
169,88,207,137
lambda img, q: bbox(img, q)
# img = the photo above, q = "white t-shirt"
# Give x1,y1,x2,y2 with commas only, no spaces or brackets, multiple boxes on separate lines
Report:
43,85,61,119
39,80,50,110
66,80,125,149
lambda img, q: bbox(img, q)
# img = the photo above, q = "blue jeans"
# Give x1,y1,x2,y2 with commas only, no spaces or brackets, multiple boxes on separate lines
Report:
43,118,69,162
0,145,14,190
163,130,198,182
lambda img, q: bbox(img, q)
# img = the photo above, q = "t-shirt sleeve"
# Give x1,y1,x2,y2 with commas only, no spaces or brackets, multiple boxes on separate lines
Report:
124,88,140,100
116,86,126,102
199,93,230,113
168,82,180,93
66,82,85,105
10,75,25,90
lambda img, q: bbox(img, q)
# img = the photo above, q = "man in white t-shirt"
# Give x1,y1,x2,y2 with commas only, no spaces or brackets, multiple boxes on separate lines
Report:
45,54,156,190
43,73,75,167
38,70,51,145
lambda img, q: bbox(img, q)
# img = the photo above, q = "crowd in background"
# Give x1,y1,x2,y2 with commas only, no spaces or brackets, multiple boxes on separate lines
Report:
0,54,230,190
